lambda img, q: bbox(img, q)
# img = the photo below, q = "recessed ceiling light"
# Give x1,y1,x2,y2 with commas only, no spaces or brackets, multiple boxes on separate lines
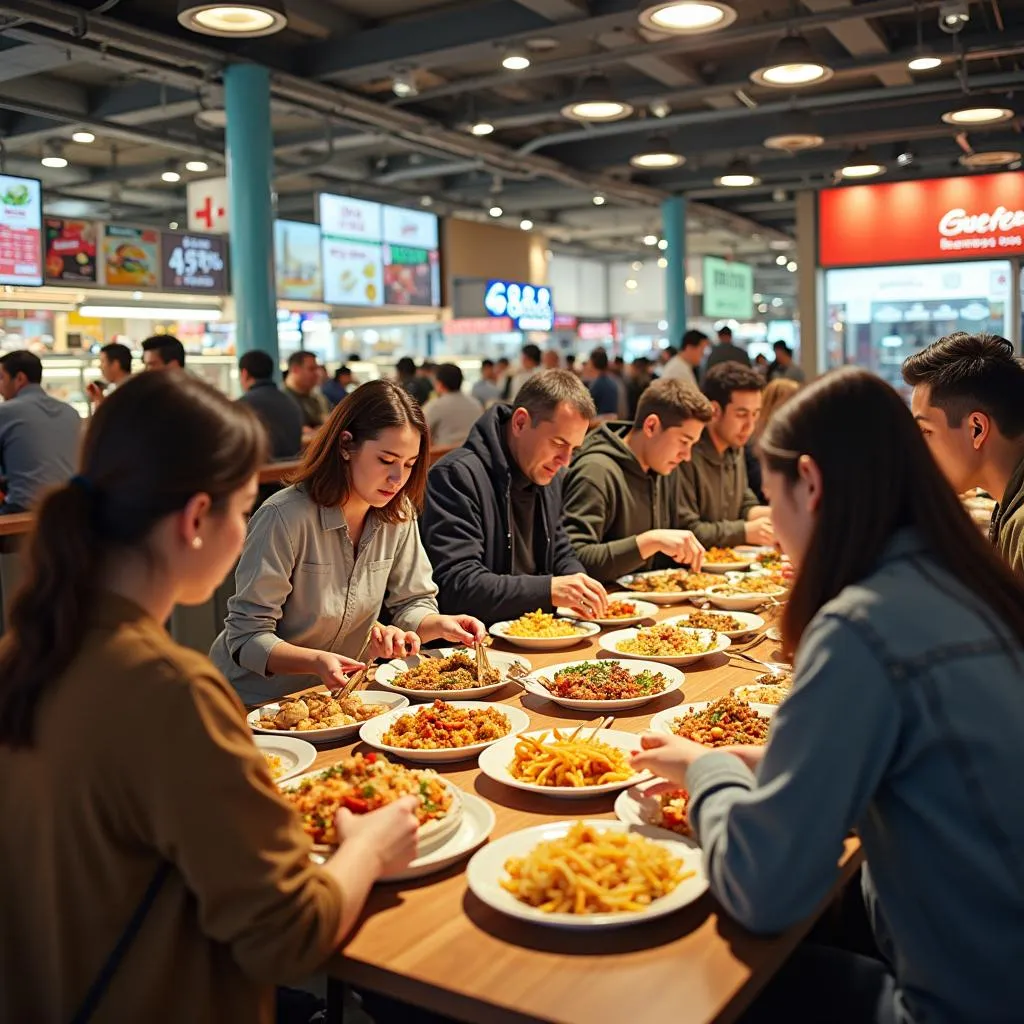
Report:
392,70,419,98
162,169,182,183
185,160,209,173
657,257,668,268
592,194,606,206
751,33,833,87
787,261,798,272
630,133,685,169
941,106,1014,126
625,278,639,291
177,1,287,37
41,154,68,169
776,254,788,266
561,75,634,122
637,0,737,34
420,195,434,207
169,221,180,230
643,234,659,246
519,218,534,230
71,130,95,144
469,120,495,136
908,54,942,71
632,260,643,271
758,302,769,313
959,150,1022,169
657,238,668,250
489,205,503,218
502,48,531,71
715,158,761,187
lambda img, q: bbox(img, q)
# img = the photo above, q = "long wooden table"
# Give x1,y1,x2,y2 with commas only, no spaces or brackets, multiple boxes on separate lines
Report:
306,604,861,1024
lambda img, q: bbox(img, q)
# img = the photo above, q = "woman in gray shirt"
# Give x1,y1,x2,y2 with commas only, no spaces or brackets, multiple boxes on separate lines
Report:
211,380,485,705
635,369,1024,1024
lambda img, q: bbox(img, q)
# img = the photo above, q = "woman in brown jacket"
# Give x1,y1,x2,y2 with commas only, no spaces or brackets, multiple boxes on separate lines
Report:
0,372,418,1023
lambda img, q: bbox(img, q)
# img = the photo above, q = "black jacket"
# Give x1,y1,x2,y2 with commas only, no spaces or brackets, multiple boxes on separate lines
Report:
237,380,303,460
420,404,586,623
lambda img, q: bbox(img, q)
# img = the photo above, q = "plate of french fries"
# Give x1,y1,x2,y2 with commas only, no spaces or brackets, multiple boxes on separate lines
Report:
477,724,649,797
466,818,708,928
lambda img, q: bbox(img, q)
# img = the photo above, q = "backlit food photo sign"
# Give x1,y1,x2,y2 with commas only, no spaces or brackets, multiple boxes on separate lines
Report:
484,280,554,332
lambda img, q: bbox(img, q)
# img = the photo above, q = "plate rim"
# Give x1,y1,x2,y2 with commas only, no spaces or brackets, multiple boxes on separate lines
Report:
252,733,317,782
598,626,732,665
246,691,410,741
522,658,685,710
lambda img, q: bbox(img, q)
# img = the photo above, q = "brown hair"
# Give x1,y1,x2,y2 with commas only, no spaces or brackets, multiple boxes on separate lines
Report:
634,378,712,429
761,368,1024,655
0,372,267,748
752,377,800,443
702,361,765,408
290,378,428,519
516,369,597,424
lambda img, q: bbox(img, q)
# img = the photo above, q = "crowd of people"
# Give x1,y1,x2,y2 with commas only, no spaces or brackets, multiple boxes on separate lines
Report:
1,329,1023,1023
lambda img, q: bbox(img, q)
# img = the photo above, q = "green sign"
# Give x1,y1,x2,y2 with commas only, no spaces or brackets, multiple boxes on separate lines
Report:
702,256,754,320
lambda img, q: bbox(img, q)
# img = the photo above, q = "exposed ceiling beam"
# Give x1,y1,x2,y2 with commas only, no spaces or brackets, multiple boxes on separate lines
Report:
0,38,76,83
512,0,588,17
89,81,204,126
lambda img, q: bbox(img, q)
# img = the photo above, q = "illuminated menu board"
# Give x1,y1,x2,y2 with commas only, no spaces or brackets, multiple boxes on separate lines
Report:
275,220,323,301
0,174,43,287
318,192,440,307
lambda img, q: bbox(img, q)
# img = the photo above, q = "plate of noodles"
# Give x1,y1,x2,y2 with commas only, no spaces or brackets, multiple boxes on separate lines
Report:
523,659,685,711
374,647,532,701
556,593,658,627
600,624,731,666
702,546,756,573
650,697,777,747
280,752,462,856
615,570,720,605
253,734,317,783
247,690,409,744
359,699,532,763
662,610,764,639
477,726,649,797
466,819,707,929
489,611,600,651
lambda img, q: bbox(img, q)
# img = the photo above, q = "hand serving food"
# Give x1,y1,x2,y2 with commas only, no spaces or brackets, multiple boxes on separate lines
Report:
336,795,420,877
369,624,422,660
630,732,711,783
551,573,609,618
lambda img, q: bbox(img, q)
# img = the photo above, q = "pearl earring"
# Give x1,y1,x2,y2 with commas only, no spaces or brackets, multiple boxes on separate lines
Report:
192,537,203,550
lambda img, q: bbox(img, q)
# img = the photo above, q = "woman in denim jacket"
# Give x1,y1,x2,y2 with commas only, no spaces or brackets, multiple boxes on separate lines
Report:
635,368,1024,1024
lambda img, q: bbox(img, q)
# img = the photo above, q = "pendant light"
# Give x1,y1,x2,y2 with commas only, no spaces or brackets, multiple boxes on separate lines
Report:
715,157,761,187
959,150,1022,169
941,106,1015,126
838,147,886,179
177,0,287,38
751,33,834,87
637,0,737,34
630,134,685,169
762,110,825,151
561,75,634,122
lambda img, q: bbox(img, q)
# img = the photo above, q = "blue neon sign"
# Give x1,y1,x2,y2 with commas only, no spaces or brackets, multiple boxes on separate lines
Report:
484,279,555,332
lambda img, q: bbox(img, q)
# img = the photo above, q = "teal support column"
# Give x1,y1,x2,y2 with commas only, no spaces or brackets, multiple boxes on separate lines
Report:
224,64,278,366
661,195,688,348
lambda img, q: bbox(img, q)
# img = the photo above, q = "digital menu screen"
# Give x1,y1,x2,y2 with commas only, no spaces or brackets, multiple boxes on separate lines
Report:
0,174,43,287
161,231,228,292
102,224,160,289
45,218,98,284
275,220,323,301
318,192,440,308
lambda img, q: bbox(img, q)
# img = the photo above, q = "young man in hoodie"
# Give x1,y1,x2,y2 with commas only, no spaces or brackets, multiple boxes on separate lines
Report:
563,379,710,584
421,370,608,624
903,332,1024,573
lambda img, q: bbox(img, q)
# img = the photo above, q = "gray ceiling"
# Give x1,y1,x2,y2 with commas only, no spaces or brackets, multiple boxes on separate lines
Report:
0,0,1021,284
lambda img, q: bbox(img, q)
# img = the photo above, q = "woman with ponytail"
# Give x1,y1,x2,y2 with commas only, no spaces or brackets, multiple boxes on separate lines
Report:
632,369,1024,1024
0,372,419,1023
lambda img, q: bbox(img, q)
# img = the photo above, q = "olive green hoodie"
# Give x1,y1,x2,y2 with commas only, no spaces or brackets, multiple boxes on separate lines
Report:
990,453,1024,575
564,422,680,583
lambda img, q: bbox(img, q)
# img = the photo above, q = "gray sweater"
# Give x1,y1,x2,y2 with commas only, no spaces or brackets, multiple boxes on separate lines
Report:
687,530,1024,1023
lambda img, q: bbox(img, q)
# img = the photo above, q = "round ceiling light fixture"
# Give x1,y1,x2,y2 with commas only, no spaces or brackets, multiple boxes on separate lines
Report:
751,33,834,87
959,149,1022,169
489,205,504,218
592,193,606,206
185,160,210,173
941,105,1014,126
519,218,534,230
839,148,886,179
469,120,495,136
561,75,634,122
392,70,419,99
907,54,942,71
630,133,685,169
71,130,96,144
762,109,825,151
637,0,737,35
177,0,287,37
715,157,761,187
502,48,531,71
162,168,183,183
194,107,228,130
41,152,68,169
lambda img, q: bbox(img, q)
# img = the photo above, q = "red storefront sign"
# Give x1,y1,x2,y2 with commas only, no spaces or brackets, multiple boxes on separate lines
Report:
443,316,513,335
818,172,1024,268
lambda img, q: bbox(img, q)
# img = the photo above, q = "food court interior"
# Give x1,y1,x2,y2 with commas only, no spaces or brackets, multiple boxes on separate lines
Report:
1,0,1023,1022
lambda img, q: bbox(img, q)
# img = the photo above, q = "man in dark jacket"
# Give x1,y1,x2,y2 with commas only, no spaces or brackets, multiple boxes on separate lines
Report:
237,350,303,460
421,370,608,624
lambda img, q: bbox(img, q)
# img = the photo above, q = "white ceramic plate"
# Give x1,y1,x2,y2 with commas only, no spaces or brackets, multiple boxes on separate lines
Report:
662,610,764,639
556,593,658,628
489,618,601,651
466,819,708,929
599,626,731,667
477,728,648,798
649,700,777,739
614,779,693,836
615,572,714,606
374,648,532,701
284,769,463,856
703,555,756,573
703,585,786,612
523,659,685,712
733,683,790,707
358,700,532,763
247,690,410,744
253,734,317,783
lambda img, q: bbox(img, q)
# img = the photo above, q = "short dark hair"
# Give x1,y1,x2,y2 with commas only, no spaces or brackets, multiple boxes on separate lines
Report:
522,344,541,365
239,350,274,381
902,332,1024,439
435,363,463,392
663,346,678,358
287,350,315,371
681,330,708,351
141,334,185,368
718,326,733,339
516,369,596,424
565,354,577,365
481,359,495,370
396,356,416,377
100,343,131,375
590,348,609,372
773,341,792,355
635,378,713,429
703,361,765,408
0,350,43,384
335,366,351,381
